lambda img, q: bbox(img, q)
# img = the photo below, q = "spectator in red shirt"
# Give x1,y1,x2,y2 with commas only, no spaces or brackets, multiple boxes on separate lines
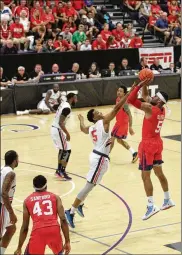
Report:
54,34,72,52
64,1,77,20
62,16,77,34
120,34,131,48
100,23,112,42
148,11,158,32
10,17,29,51
129,33,143,48
168,10,178,24
71,0,85,11
0,20,11,45
31,9,45,32
46,0,59,7
168,0,180,14
92,34,106,50
151,0,161,16
42,6,55,31
106,36,119,49
14,0,29,19
30,1,43,17
112,22,125,43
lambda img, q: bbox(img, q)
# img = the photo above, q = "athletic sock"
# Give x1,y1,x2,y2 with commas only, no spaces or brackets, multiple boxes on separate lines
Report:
80,201,84,206
164,191,170,200
129,147,135,155
147,196,154,207
0,247,6,255
70,206,76,214
60,165,66,174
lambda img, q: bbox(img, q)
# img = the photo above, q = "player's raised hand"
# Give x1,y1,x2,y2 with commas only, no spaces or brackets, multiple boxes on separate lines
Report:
78,114,84,122
138,78,152,87
63,241,71,255
14,248,21,255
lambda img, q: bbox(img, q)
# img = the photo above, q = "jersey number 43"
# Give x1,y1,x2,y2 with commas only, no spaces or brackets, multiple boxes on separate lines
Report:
33,200,53,216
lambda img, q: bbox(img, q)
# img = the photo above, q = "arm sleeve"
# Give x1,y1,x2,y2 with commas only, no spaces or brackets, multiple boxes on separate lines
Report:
61,107,71,117
127,85,142,109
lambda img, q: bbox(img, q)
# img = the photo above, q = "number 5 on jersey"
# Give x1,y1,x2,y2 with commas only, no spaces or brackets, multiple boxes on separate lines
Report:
33,200,53,216
91,130,98,142
155,120,163,133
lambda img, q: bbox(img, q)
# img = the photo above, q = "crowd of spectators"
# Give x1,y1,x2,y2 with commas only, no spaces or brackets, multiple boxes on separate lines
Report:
0,0,180,54
0,55,181,87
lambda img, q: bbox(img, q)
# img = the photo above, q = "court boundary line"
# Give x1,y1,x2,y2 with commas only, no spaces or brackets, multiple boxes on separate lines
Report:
10,160,133,255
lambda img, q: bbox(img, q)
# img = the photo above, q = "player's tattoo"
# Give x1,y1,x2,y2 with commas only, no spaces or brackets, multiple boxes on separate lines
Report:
2,171,15,214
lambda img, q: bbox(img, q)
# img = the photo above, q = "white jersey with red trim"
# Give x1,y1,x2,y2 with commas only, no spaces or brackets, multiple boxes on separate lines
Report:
52,101,71,129
45,89,61,107
0,166,16,204
89,120,111,156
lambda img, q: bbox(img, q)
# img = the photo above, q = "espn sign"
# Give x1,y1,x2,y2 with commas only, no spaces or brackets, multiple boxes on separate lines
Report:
139,47,174,69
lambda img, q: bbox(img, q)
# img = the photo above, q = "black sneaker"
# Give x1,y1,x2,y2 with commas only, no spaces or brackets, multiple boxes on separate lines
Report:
77,204,84,217
62,172,72,180
132,152,138,163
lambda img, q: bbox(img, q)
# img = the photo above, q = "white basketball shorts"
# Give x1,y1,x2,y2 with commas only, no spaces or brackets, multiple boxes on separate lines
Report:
37,100,50,112
51,126,71,151
87,152,109,185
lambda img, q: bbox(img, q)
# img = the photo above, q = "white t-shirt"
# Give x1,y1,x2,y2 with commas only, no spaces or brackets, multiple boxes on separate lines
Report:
20,17,29,31
80,44,92,51
0,6,12,21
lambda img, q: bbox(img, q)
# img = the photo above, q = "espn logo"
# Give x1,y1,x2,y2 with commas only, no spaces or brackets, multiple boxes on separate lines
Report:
140,52,172,65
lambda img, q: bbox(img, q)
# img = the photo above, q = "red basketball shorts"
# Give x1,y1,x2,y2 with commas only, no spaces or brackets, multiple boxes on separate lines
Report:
24,226,63,255
138,138,164,170
111,122,128,139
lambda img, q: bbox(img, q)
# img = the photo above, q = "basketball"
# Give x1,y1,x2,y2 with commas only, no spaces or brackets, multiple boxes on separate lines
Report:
139,68,154,81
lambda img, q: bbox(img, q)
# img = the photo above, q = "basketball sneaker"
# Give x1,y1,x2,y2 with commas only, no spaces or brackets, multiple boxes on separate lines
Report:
16,110,29,116
65,209,75,228
160,199,175,210
62,172,72,181
77,204,84,218
132,152,138,163
142,205,160,220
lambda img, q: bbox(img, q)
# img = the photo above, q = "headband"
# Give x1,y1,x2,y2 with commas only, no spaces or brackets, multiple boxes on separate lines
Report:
34,183,47,191
156,92,167,104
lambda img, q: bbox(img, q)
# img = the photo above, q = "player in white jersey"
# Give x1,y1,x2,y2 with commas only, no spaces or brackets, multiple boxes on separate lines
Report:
65,85,135,228
16,84,62,115
0,150,19,255
51,93,78,180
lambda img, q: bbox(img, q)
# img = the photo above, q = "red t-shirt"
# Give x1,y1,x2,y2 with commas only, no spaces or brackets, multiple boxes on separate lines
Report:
71,0,85,10
92,40,106,50
151,4,161,14
168,5,180,13
0,25,11,39
64,7,77,17
100,30,112,41
3,0,12,4
168,14,178,23
30,7,44,17
10,23,24,38
106,40,118,49
42,13,55,23
46,0,59,7
112,29,125,42
142,106,165,139
149,16,157,26
57,7,66,15
14,6,29,18
62,23,76,33
54,40,70,50
31,16,44,28
25,191,60,231
127,0,137,7
129,37,143,48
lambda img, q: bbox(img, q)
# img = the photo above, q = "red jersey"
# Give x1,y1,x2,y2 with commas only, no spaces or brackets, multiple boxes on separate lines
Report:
142,106,165,140
14,6,29,18
112,29,125,42
92,39,106,50
129,37,143,48
100,30,112,41
25,191,59,232
10,23,24,38
0,25,11,39
115,98,129,124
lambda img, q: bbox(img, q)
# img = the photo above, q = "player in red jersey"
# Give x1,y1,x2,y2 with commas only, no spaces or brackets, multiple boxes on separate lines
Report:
128,79,175,220
111,86,138,163
14,175,70,255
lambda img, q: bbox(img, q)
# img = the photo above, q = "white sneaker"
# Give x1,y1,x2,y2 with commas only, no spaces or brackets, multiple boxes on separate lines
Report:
142,205,160,220
23,110,29,115
16,111,23,116
160,199,175,210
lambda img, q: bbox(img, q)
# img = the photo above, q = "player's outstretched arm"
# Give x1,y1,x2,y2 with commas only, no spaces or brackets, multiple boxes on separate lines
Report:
124,104,135,135
142,84,152,103
56,196,71,255
78,114,89,134
14,202,30,255
103,83,136,125
127,79,152,114
2,172,17,224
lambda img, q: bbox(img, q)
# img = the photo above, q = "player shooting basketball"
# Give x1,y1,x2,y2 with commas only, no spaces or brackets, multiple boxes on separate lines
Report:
128,79,175,220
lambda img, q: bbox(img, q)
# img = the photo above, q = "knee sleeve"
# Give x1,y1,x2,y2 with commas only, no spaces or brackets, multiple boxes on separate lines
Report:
60,150,71,162
77,182,95,201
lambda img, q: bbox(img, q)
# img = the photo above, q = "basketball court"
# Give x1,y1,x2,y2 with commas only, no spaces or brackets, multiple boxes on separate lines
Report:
1,100,181,254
